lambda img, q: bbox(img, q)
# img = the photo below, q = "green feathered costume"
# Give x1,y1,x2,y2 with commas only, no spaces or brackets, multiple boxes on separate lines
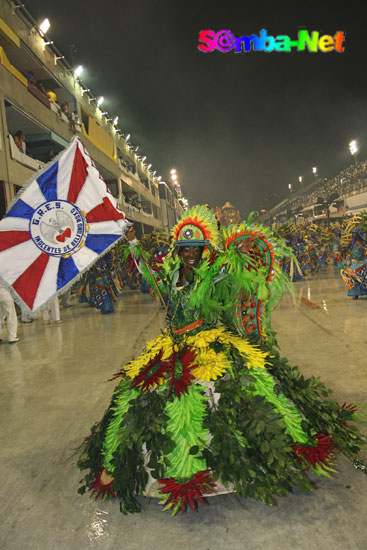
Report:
77,205,366,514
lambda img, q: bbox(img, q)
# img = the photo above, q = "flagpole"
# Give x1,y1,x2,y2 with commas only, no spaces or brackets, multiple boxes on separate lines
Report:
127,227,167,311
139,249,168,311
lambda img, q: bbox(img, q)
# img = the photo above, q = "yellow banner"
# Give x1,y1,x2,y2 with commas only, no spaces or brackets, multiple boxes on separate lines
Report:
0,17,20,47
83,117,117,163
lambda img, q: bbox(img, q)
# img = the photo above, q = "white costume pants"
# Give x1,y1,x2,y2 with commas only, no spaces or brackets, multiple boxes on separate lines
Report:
61,288,71,306
0,288,18,340
42,297,61,322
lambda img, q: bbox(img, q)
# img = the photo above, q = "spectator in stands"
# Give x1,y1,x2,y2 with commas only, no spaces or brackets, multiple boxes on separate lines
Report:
47,90,57,102
293,160,367,215
70,111,80,133
37,80,47,95
24,70,36,85
14,130,26,154
61,103,70,118
47,149,56,162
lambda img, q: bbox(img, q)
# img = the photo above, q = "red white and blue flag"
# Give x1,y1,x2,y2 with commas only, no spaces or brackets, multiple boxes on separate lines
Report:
0,137,129,313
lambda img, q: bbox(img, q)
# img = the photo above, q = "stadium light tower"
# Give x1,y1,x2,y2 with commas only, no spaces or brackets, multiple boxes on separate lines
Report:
298,176,303,185
312,166,318,179
349,139,359,165
288,183,292,192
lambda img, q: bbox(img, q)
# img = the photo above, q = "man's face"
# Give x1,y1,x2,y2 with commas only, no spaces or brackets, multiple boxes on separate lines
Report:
180,246,203,268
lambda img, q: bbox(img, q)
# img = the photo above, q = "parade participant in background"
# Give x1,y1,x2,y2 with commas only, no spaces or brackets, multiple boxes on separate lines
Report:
305,232,319,273
21,310,35,323
331,229,345,268
0,281,19,343
340,229,367,299
138,231,171,295
76,205,366,515
42,296,62,324
275,223,304,281
61,288,72,308
78,259,117,314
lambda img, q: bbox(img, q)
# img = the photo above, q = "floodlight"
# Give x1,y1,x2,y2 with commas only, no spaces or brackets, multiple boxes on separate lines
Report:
74,65,83,78
349,140,358,155
39,18,50,36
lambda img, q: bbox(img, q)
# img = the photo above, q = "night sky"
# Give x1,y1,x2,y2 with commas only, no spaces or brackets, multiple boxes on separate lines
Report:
27,1,366,216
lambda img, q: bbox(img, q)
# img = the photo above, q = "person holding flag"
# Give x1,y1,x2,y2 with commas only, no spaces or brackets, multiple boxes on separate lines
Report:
0,137,130,317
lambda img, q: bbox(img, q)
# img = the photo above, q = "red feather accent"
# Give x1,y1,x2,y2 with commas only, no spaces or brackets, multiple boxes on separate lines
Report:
292,432,337,470
89,468,115,500
158,470,216,513
161,347,197,399
130,350,167,391
342,402,358,414
123,346,198,395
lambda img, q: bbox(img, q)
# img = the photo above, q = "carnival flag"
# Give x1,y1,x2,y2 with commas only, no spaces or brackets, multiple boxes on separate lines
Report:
0,137,130,313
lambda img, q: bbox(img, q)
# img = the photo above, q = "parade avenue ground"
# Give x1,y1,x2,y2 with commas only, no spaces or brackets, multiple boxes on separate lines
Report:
1,266,366,550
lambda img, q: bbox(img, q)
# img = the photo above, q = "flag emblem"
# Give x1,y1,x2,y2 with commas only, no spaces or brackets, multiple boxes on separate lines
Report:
29,200,88,257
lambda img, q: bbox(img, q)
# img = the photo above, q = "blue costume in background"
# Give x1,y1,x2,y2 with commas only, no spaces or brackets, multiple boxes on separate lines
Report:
340,231,367,299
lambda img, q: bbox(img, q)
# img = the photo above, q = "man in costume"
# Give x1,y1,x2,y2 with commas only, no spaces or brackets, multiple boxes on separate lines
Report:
77,205,366,514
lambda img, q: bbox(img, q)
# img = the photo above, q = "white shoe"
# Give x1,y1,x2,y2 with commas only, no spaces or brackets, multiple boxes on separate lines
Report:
52,320,63,325
9,337,20,343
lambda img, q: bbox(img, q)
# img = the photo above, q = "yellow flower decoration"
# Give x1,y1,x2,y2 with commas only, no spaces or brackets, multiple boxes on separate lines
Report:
124,325,267,384
186,326,228,349
193,349,230,382
187,327,267,370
